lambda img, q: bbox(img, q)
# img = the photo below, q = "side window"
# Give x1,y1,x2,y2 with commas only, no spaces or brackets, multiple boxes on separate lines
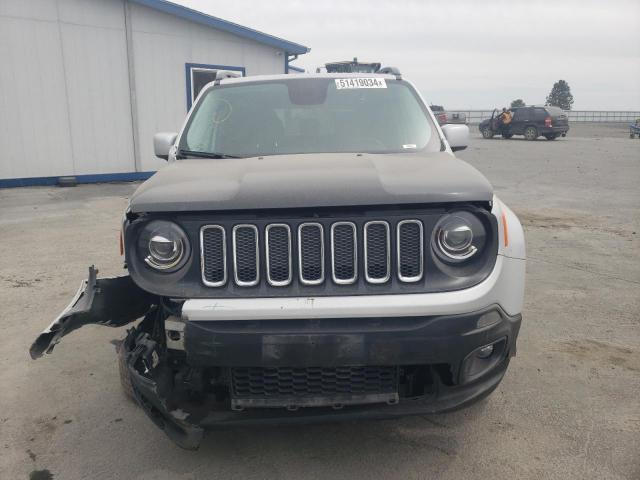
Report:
533,108,547,121
185,63,245,110
514,108,530,122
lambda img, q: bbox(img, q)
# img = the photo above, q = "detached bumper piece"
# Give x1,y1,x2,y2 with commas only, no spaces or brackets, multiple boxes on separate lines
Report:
30,266,153,358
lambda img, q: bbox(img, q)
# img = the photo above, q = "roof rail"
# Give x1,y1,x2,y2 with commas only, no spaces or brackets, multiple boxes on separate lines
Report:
214,70,241,85
378,66,402,80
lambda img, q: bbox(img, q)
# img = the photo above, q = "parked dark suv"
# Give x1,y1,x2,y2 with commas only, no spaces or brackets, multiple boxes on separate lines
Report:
480,106,569,140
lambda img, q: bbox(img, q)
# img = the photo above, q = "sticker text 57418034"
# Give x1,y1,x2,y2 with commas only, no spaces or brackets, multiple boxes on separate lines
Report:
335,78,387,90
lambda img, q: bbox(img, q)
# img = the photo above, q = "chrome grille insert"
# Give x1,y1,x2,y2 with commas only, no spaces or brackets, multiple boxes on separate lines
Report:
265,224,292,286
364,221,390,283
298,223,324,285
397,220,424,282
331,222,357,284
232,224,259,286
200,225,227,287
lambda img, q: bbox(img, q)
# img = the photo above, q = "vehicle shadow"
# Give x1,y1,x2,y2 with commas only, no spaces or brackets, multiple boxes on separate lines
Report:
186,400,490,477
472,135,562,142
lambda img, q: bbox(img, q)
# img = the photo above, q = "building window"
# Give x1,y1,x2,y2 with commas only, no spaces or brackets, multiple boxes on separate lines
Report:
185,63,245,110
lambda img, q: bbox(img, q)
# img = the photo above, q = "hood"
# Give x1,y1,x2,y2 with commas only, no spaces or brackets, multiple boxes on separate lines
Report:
129,152,493,213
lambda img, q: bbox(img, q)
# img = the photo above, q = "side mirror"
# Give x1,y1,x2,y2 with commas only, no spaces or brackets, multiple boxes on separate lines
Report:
153,132,178,160
441,124,469,152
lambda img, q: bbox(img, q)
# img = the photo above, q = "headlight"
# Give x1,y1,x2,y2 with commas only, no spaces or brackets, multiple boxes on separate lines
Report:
432,212,487,263
138,220,189,271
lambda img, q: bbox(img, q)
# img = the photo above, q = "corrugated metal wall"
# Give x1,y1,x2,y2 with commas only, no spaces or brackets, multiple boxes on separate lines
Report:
1,0,74,180
59,0,136,175
0,0,287,182
0,0,134,180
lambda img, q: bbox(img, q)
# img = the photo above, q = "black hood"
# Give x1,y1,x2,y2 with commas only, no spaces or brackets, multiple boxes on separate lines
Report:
129,152,493,213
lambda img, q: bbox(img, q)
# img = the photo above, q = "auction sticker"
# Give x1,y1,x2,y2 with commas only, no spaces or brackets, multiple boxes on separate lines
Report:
335,78,387,89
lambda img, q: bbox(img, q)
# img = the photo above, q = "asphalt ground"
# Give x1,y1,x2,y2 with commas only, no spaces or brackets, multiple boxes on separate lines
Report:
1,122,638,480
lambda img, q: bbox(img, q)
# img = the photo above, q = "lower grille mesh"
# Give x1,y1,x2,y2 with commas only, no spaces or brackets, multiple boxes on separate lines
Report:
231,366,399,398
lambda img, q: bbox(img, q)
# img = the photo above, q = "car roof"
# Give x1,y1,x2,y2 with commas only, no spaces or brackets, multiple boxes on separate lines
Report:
218,72,398,86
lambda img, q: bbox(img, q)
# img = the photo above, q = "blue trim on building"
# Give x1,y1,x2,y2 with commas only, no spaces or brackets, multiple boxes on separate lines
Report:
130,0,310,55
0,171,156,189
185,63,245,110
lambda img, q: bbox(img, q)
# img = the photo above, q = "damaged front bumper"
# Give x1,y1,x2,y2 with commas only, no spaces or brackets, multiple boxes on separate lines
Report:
30,266,153,358
119,305,520,450
30,267,201,446
32,267,520,451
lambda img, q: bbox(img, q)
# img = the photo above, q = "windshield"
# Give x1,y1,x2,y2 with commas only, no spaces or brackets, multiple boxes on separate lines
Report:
178,77,440,158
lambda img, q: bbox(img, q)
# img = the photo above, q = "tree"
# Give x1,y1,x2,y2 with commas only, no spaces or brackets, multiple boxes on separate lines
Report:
546,80,574,110
511,99,525,108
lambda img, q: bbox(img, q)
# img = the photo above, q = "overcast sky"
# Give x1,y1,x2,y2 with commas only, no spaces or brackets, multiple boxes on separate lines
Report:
177,0,640,110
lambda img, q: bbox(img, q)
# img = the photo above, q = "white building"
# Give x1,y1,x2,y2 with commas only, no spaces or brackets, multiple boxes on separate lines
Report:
0,0,309,187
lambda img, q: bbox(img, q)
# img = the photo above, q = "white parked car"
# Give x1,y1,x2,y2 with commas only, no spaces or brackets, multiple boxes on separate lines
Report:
32,69,526,449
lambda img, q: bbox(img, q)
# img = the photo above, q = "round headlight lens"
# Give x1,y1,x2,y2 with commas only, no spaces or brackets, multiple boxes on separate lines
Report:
442,224,474,252
434,213,485,262
148,235,182,265
139,221,189,271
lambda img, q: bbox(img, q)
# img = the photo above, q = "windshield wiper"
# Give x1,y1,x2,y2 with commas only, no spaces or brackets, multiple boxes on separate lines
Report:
177,149,241,159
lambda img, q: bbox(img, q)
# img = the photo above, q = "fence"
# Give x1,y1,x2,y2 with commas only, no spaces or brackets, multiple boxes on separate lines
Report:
452,110,640,124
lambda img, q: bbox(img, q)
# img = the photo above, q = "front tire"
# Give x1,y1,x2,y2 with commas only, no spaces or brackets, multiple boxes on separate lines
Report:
481,128,494,139
524,126,538,141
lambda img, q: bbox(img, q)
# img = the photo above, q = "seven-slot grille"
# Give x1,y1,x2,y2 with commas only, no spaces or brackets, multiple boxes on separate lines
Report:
200,219,425,287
